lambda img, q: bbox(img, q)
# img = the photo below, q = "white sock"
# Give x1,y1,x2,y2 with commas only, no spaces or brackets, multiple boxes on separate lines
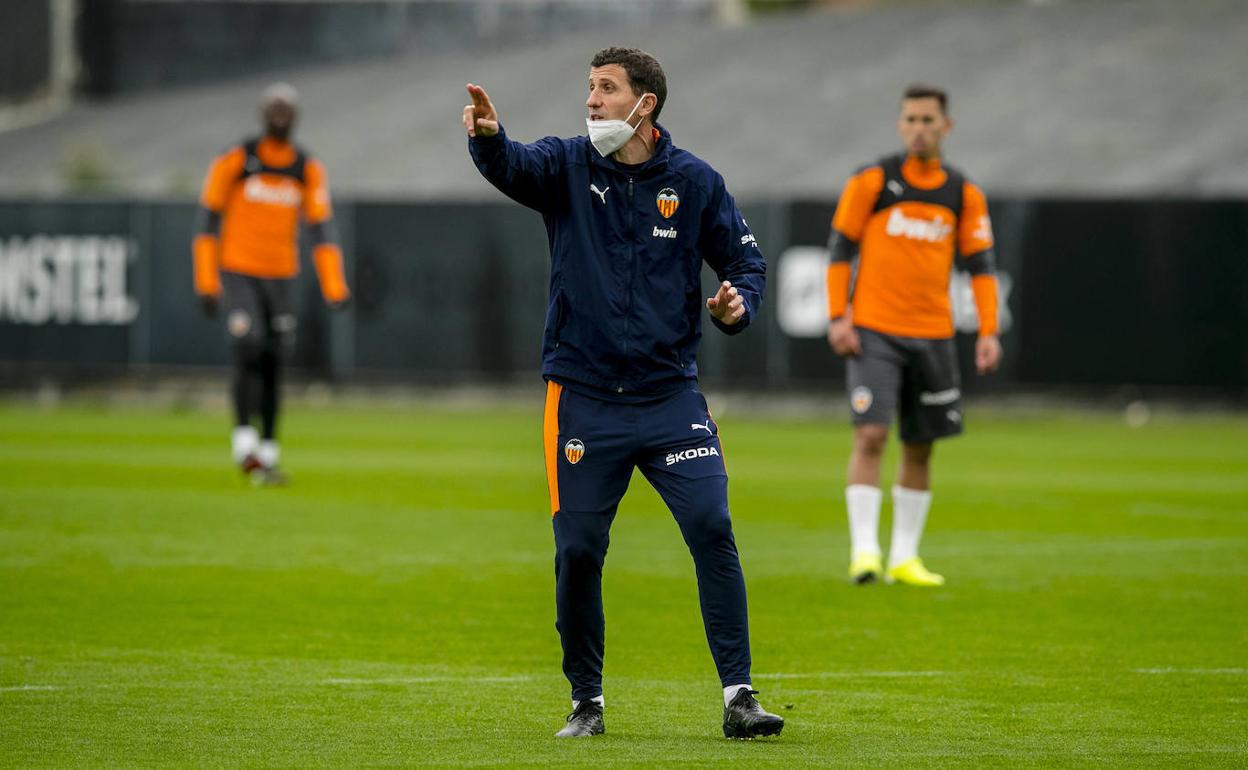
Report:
890,485,933,565
231,426,259,463
572,695,604,710
257,440,280,469
723,683,752,706
846,484,882,556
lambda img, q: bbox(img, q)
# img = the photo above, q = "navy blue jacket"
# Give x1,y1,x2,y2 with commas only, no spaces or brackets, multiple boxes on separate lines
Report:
469,124,765,400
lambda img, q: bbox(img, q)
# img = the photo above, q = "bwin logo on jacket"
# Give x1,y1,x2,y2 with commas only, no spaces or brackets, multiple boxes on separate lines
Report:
656,188,680,218
884,207,952,243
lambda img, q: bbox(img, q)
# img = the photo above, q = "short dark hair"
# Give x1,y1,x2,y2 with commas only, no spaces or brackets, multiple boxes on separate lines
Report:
590,47,667,123
902,83,948,114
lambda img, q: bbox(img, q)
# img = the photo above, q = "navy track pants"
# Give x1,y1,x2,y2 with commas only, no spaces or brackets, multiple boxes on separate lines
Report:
543,381,752,701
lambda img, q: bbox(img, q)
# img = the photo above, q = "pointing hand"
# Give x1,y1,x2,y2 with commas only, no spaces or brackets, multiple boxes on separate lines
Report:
463,83,499,138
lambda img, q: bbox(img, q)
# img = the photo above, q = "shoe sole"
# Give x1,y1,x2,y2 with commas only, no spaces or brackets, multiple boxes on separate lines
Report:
555,725,604,738
724,720,784,740
885,575,944,587
852,570,879,585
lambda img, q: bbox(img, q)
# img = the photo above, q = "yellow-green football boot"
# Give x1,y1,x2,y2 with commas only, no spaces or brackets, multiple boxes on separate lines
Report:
848,552,883,585
885,557,945,587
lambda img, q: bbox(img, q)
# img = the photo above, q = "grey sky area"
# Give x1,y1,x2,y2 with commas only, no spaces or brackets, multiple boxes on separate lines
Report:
1,0,1245,199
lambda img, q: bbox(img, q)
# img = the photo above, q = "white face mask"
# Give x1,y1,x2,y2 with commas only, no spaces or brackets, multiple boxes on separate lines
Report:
586,94,650,158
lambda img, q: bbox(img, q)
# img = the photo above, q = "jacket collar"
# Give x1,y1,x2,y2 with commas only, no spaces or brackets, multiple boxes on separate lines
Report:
589,123,673,177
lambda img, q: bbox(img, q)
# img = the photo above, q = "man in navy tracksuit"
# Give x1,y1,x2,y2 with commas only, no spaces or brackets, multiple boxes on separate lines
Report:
464,47,783,740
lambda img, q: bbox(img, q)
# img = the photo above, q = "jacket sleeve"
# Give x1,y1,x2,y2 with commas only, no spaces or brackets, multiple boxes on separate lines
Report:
468,126,566,214
192,207,223,297
825,167,879,320
191,147,243,297
302,159,350,304
699,173,766,335
959,181,999,337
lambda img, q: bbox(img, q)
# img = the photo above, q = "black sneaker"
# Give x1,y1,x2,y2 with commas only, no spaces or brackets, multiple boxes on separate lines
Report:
555,699,604,738
723,689,784,739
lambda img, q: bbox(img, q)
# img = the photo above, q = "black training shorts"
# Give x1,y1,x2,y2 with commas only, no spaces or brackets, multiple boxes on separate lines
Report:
220,270,296,353
845,326,963,443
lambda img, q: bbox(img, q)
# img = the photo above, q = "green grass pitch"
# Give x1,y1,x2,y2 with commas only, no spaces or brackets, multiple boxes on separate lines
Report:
1,398,1246,767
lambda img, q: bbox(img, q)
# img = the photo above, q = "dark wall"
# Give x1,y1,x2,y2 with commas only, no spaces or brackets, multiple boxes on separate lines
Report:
1016,200,1248,389
351,203,549,378
78,0,407,95
0,197,1244,395
1,0,52,101
73,0,715,96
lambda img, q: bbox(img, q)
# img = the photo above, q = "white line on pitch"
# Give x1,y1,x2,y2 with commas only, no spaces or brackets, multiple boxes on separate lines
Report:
755,671,949,680
322,675,535,685
0,685,58,692
1133,668,1246,675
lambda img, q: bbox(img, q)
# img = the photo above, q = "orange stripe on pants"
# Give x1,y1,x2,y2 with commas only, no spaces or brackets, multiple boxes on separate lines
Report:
543,381,563,516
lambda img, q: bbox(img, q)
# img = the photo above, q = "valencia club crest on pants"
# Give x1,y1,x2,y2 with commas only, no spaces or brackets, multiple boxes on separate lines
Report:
656,188,680,218
564,439,585,465
851,386,873,414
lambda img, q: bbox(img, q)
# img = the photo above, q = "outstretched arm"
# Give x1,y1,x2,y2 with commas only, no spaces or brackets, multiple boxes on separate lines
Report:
464,83,566,213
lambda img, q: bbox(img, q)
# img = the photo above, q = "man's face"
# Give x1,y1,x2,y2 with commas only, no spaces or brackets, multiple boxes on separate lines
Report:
897,97,951,159
586,64,649,123
263,101,297,140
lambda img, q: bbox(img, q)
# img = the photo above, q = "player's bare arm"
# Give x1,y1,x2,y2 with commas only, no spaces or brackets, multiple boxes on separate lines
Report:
706,281,745,325
463,84,499,138
976,334,1002,375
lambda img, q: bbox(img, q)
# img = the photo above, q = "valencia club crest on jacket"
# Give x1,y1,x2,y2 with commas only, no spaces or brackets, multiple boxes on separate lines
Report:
656,188,680,218
564,439,585,465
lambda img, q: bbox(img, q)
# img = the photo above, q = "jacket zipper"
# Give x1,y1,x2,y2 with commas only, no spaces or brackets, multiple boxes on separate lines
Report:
619,176,635,394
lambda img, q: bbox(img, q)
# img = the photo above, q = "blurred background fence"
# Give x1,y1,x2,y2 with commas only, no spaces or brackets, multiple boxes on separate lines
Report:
2,0,1246,400
2,195,1245,396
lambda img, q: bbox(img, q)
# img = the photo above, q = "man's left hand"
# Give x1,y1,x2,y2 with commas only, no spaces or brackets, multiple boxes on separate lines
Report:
976,334,1002,374
198,293,219,318
706,281,745,325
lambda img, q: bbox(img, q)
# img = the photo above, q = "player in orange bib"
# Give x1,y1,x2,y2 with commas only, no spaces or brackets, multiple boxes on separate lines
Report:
192,83,350,485
825,84,1001,586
